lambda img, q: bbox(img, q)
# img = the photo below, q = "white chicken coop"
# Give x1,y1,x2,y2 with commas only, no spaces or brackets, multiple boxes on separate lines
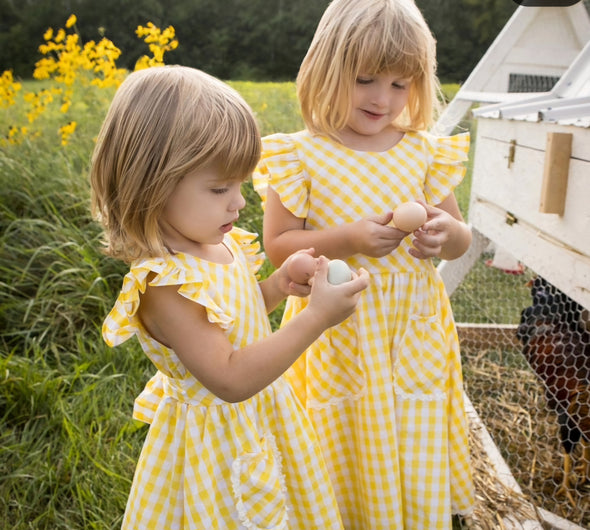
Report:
436,4,590,529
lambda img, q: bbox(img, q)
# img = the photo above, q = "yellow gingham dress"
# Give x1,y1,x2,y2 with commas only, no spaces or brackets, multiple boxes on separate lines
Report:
103,228,344,530
253,131,475,529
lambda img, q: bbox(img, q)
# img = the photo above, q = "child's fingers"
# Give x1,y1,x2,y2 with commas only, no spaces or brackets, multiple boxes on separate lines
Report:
288,281,312,297
343,267,370,294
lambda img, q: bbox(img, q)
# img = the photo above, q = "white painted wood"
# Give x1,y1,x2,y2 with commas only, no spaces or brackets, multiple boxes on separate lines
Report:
435,4,590,135
471,118,590,260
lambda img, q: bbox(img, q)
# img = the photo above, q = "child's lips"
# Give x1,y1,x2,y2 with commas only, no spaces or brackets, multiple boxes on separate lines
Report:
362,109,385,119
221,217,238,233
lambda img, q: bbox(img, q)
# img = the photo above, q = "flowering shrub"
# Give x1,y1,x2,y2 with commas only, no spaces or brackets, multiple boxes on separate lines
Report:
135,22,179,70
0,15,178,147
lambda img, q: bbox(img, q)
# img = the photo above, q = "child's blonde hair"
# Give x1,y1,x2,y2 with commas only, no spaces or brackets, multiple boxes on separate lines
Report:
297,0,441,139
90,66,261,263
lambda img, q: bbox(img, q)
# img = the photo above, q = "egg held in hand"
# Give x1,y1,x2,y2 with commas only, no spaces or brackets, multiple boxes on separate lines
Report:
392,202,427,232
287,254,353,285
286,253,318,284
327,259,352,285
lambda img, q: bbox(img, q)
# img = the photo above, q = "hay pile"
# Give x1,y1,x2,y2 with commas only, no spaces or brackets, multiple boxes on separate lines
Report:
463,417,539,529
460,345,590,528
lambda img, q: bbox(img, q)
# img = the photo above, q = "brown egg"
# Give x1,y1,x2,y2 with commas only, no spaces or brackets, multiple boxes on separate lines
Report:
287,253,318,284
392,202,427,232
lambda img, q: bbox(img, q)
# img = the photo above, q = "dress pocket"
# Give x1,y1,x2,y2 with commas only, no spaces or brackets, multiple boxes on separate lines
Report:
306,323,366,407
394,314,449,398
231,434,288,530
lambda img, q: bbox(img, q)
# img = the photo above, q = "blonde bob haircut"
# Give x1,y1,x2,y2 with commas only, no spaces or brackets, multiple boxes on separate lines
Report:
90,65,261,263
297,0,441,139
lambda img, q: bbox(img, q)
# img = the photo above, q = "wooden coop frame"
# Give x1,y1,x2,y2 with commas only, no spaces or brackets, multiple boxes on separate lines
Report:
435,4,590,529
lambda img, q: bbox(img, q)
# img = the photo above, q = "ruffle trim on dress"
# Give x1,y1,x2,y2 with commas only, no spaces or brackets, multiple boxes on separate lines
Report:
253,134,309,219
231,227,265,276
423,132,470,205
102,261,155,347
231,432,289,530
102,228,263,344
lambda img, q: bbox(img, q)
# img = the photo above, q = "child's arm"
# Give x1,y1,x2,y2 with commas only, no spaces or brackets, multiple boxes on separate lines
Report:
409,194,472,261
263,188,405,266
138,257,369,403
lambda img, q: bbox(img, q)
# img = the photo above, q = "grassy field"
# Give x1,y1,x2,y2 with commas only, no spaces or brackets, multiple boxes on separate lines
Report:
1,80,469,529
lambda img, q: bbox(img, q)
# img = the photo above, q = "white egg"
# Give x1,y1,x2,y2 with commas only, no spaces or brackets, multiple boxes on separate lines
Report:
327,259,352,285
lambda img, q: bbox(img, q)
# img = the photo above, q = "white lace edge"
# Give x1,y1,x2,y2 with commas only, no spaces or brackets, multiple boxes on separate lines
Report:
394,386,446,402
230,432,289,530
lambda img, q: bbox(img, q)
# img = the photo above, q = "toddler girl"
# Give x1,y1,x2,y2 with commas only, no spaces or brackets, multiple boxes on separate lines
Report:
90,65,368,529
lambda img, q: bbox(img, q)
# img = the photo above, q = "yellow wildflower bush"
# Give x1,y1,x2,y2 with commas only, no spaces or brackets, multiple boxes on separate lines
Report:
135,22,179,70
0,70,22,108
0,15,178,147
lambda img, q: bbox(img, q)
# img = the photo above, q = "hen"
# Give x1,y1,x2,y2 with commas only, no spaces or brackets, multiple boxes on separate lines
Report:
517,276,590,504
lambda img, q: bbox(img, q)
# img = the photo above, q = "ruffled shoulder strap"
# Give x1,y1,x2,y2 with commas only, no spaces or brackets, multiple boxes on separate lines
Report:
102,251,231,348
229,227,265,276
252,132,310,219
102,257,169,347
422,131,470,204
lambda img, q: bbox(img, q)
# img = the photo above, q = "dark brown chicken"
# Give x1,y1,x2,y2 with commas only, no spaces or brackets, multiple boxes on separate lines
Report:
517,277,590,503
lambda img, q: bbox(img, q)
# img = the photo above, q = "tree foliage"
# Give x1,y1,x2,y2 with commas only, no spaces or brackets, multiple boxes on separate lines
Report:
0,0,519,83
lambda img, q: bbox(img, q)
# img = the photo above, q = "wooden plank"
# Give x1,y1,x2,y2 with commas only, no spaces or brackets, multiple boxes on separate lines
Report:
539,132,572,215
456,323,521,351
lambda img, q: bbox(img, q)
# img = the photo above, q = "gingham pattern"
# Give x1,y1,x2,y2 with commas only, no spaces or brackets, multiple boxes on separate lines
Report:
253,131,475,529
103,227,344,530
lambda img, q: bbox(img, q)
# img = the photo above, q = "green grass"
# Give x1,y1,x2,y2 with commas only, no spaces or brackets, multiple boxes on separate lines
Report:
1,80,476,528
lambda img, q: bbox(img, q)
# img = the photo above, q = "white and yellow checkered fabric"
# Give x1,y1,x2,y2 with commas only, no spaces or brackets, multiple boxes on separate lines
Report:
103,227,344,530
254,131,475,529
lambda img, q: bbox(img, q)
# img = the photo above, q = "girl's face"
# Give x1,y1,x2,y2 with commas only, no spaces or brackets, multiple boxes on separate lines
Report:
341,71,411,148
160,165,246,257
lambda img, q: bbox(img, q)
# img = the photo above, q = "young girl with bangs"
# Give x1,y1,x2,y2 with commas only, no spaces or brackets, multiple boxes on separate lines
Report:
253,0,475,527
90,65,369,530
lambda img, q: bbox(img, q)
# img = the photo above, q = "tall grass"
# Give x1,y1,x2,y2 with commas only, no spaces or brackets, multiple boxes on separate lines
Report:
0,80,466,528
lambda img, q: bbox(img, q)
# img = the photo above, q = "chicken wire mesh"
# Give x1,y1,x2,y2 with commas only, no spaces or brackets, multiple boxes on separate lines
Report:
450,248,590,528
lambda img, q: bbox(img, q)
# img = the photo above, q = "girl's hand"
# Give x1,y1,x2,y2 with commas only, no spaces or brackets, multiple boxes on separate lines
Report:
350,211,405,258
408,202,469,260
305,257,369,328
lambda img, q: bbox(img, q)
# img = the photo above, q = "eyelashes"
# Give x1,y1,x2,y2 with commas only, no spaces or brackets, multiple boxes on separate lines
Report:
355,77,408,89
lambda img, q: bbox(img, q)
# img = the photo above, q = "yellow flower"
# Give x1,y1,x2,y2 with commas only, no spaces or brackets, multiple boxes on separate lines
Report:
65,14,77,28
0,70,22,108
58,121,77,145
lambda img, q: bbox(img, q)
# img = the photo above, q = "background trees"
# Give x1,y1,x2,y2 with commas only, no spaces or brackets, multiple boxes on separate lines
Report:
1,0,519,83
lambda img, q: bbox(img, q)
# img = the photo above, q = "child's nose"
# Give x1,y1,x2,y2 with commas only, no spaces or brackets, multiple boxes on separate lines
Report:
232,188,246,211
371,87,388,106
